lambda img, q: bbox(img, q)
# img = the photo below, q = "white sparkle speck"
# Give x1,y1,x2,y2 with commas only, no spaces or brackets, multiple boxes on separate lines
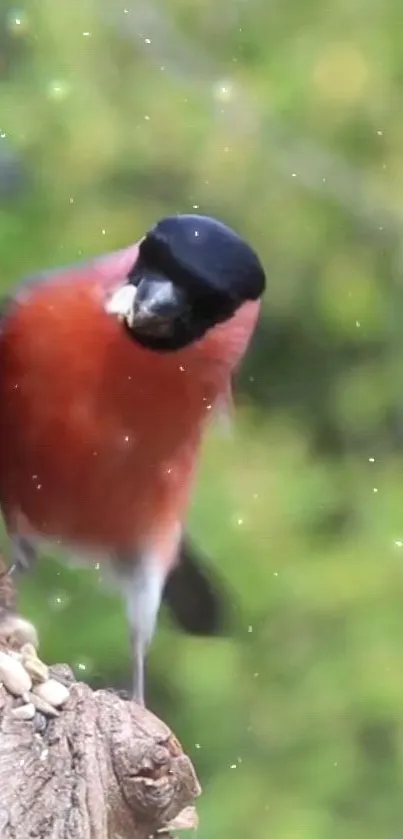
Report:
214,80,233,102
48,80,70,100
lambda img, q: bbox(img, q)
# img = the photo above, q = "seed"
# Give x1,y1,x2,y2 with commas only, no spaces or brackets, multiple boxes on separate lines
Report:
0,651,32,696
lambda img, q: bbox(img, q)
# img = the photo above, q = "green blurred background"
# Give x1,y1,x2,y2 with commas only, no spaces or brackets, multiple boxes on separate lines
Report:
2,0,403,836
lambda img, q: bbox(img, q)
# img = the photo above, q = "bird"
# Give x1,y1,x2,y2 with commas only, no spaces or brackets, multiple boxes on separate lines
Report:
0,213,265,705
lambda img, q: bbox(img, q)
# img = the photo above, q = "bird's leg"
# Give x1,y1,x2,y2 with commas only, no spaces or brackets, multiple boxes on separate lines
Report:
10,534,38,575
0,534,39,651
114,553,166,706
131,627,145,706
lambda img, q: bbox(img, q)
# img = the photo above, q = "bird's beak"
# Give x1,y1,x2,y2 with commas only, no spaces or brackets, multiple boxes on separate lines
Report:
105,275,188,337
127,276,188,337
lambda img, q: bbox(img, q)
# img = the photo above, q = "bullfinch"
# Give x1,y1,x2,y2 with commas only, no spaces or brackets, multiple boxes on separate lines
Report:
0,213,265,704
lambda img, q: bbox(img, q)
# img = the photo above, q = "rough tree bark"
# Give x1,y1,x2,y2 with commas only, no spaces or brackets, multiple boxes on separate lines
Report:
0,555,201,839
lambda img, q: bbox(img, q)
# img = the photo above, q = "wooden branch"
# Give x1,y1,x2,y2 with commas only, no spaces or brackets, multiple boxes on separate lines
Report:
0,556,201,839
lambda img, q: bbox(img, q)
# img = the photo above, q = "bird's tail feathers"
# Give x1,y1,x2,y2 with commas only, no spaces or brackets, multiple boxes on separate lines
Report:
162,535,231,636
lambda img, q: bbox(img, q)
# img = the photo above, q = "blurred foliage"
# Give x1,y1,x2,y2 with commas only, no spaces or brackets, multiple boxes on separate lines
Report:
1,0,403,837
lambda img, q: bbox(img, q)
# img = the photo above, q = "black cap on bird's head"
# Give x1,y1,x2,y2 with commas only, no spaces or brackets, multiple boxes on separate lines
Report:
108,214,266,352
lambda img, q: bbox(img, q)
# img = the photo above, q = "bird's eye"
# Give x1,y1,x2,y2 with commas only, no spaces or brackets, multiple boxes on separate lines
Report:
192,290,237,324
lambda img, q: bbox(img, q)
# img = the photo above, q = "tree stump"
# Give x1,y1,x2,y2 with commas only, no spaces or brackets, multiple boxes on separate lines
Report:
0,555,201,839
